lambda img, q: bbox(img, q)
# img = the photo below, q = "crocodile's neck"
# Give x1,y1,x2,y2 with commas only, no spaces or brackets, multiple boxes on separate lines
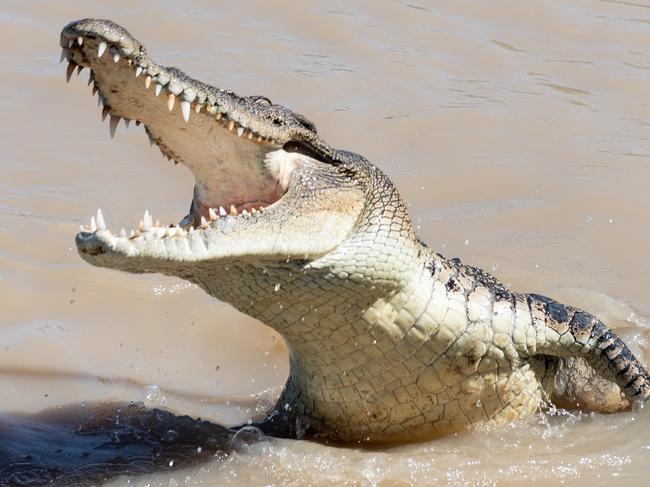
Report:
191,248,430,442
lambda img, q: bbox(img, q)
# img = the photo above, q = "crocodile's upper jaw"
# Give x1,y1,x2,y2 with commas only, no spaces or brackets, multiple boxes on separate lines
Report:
61,19,365,272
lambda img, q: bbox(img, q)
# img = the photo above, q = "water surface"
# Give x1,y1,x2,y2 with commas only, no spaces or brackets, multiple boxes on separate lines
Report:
1,0,650,485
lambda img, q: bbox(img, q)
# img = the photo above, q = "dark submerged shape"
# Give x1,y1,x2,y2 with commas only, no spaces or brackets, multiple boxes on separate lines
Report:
0,403,237,486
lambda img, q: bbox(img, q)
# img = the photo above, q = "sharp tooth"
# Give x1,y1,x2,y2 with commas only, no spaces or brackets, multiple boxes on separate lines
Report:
113,52,120,63
60,48,68,63
200,216,208,228
135,66,143,77
130,229,136,238
66,61,76,83
216,113,222,120
145,75,152,89
180,100,191,122
167,93,176,111
247,132,253,140
208,208,218,221
87,72,94,86
138,210,152,232
90,216,97,232
228,121,236,131
96,209,106,230
155,83,162,96
143,210,152,231
77,36,83,46
242,209,249,216
120,228,127,238
251,208,257,214
126,59,133,66
189,226,195,235
76,65,84,76
257,136,263,143
124,119,131,129
98,42,107,58
230,205,238,216
109,115,120,138
219,206,227,216
102,105,111,121
237,127,244,137
194,103,202,114
167,227,177,237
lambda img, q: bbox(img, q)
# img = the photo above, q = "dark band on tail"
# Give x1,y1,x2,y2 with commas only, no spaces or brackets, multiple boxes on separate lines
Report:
528,293,650,402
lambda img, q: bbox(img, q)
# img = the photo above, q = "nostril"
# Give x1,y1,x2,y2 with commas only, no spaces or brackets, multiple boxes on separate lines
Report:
75,232,106,255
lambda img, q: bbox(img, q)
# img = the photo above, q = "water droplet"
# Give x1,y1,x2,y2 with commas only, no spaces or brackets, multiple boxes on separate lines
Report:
554,370,567,396
162,429,178,443
231,425,265,451
143,384,161,403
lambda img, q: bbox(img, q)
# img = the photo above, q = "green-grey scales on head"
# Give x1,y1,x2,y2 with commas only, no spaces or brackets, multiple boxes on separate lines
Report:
61,18,650,443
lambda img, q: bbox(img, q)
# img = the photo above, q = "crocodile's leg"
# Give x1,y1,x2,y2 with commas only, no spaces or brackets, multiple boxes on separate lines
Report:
525,293,650,410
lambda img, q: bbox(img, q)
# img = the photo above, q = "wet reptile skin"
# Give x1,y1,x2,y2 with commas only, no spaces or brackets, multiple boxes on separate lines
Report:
62,19,650,443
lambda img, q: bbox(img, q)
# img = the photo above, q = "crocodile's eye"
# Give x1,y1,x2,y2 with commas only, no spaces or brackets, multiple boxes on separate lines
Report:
250,95,272,106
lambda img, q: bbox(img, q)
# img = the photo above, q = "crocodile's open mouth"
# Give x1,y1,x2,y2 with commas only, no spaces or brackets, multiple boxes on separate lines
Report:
60,20,315,241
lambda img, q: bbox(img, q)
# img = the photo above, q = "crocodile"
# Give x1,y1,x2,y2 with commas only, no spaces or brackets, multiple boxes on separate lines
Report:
61,18,650,444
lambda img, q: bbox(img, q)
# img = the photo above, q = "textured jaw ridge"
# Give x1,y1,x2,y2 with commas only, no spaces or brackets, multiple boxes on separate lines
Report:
61,25,291,148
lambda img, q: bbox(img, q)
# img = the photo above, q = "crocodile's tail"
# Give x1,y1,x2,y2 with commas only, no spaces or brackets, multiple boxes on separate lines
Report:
527,293,650,405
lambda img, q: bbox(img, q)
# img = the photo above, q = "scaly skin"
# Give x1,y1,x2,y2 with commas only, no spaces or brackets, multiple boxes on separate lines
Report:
61,19,650,443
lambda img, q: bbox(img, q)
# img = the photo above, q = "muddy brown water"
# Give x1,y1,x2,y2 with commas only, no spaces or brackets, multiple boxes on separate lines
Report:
1,0,650,485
